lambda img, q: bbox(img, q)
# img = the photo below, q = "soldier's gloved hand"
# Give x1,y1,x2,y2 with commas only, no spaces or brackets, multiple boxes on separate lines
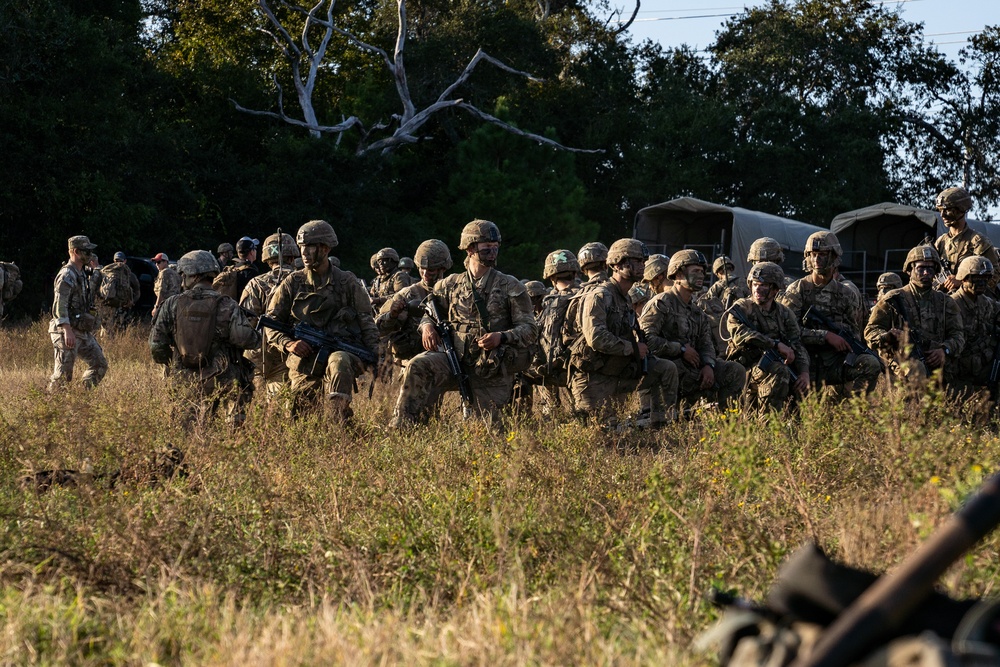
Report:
776,341,795,365
794,371,810,394
286,340,313,357
824,331,851,353
926,348,946,369
421,323,441,352
682,343,700,367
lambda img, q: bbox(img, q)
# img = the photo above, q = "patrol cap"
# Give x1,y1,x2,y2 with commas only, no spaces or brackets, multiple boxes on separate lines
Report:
69,235,97,251
113,251,127,262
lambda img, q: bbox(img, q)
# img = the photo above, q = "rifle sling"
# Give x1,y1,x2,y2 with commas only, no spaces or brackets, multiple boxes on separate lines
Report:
467,270,495,332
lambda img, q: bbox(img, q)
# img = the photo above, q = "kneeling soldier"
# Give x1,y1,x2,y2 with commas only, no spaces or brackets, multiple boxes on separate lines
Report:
949,255,1000,397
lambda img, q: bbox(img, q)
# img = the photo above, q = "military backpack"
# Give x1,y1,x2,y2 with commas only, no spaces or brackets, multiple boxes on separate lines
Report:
98,262,131,307
0,262,22,303
174,292,223,369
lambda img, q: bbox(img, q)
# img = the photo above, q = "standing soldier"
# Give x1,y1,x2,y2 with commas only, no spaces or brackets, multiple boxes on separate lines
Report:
865,245,964,381
726,262,810,410
578,242,609,285
568,238,678,430
933,186,1000,292
265,220,378,419
876,272,903,302
369,248,413,310
241,232,299,395
48,236,108,390
149,250,259,425
778,231,881,395
214,237,260,300
948,256,1000,397
95,251,140,334
376,239,453,365
217,243,235,271
0,258,23,321
641,250,745,410
151,252,181,320
389,220,538,428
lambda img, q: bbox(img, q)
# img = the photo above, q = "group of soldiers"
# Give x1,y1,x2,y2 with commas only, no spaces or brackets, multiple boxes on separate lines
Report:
43,185,1000,431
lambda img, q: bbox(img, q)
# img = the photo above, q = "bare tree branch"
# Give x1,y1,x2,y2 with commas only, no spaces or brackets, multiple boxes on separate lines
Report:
611,0,641,36
455,103,605,154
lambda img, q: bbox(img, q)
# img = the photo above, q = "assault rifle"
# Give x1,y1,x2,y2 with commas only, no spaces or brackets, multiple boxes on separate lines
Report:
422,296,475,415
802,306,884,371
884,293,928,372
990,331,1000,401
727,306,799,381
255,315,377,376
631,313,649,377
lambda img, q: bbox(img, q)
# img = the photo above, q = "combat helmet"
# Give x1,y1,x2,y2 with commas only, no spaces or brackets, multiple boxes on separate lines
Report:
296,220,338,248
903,245,942,273
577,242,609,268
876,272,902,290
543,249,580,280
667,249,707,279
177,250,220,278
399,257,415,271
935,186,973,213
712,256,735,275
803,230,843,272
747,237,784,264
523,280,548,299
644,254,671,282
746,261,785,290
607,238,650,266
956,255,994,281
628,282,653,307
414,239,453,270
460,219,501,250
262,232,299,263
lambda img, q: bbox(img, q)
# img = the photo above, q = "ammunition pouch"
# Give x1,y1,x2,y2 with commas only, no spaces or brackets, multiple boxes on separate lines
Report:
72,311,99,333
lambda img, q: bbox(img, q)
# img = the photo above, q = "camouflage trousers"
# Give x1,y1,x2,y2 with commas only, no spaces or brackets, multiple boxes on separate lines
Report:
745,363,796,411
390,350,515,427
96,303,129,334
676,358,746,410
287,350,365,405
169,364,253,427
48,329,108,390
570,357,679,427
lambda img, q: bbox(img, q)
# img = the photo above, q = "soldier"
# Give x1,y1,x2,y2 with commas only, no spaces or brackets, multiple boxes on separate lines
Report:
948,256,1000,397
389,219,537,428
778,231,881,395
704,256,749,308
377,239,453,365
151,252,181,320
568,238,678,430
578,242,609,285
369,247,413,310
95,251,140,334
523,280,548,315
933,186,1000,292
149,250,259,425
629,282,653,318
241,232,299,395
726,262,810,410
48,236,108,390
641,250,745,410
644,254,672,294
214,237,260,300
217,242,235,271
0,258,22,321
876,272,903,301
865,245,964,382
264,220,378,419
398,256,415,279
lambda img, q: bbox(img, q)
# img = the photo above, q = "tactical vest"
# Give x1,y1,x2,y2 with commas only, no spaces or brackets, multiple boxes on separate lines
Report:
174,292,223,369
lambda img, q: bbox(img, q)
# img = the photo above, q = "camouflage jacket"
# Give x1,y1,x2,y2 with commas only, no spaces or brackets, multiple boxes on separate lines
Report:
265,265,379,357
241,266,294,318
935,226,1000,287
572,278,644,376
640,285,716,367
154,267,182,301
369,269,414,310
865,283,964,356
376,280,433,361
726,297,810,374
705,275,749,309
49,262,94,332
149,285,259,373
778,276,864,348
950,289,1000,376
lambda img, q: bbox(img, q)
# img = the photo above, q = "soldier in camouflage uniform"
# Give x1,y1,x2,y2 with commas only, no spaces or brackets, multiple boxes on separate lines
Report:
641,250,745,410
368,248,413,310
152,252,181,320
933,186,1000,292
644,254,672,294
948,256,1000,396
569,238,679,429
726,262,810,410
523,280,548,315
217,242,235,272
389,220,538,428
703,256,748,308
398,256,415,279
150,250,259,425
377,239,453,365
629,282,653,317
778,231,881,395
94,251,140,335
746,238,792,294
578,242,609,286
240,232,299,395
877,272,903,301
265,220,379,419
48,236,108,390
865,245,964,381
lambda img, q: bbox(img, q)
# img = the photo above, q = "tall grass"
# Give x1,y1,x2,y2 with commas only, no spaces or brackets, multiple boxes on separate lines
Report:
0,321,997,665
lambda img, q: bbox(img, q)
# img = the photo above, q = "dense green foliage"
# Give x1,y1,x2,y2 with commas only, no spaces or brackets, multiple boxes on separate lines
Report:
2,0,998,317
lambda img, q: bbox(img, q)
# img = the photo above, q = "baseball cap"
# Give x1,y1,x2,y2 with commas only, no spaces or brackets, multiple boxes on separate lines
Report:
151,252,170,263
114,251,127,262
69,235,97,251
237,236,260,253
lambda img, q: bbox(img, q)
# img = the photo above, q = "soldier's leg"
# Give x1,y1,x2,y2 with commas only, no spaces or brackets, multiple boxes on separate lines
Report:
570,371,619,426
390,351,454,427
48,331,77,390
74,333,108,388
845,354,882,394
470,378,517,428
749,365,791,411
638,358,679,425
714,360,746,410
288,367,323,412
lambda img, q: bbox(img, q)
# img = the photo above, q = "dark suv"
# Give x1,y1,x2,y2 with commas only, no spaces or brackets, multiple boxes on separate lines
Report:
125,257,158,316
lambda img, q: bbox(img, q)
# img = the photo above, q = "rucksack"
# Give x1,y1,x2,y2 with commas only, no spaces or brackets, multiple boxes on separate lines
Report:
174,292,223,369
0,262,22,303
98,263,131,307
213,264,255,300
536,291,575,376
561,280,605,352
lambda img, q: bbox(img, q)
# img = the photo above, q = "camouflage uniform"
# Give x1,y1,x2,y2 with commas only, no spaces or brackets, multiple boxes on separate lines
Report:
48,238,108,390
949,288,1000,393
241,264,295,392
391,267,538,425
778,276,881,393
641,285,745,409
935,226,1000,289
154,266,182,306
865,284,964,380
94,262,140,333
376,280,433,363
705,276,750,309
369,269,414,310
726,298,808,410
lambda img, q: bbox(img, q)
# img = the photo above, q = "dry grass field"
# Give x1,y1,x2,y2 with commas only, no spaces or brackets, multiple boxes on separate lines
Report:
0,320,997,665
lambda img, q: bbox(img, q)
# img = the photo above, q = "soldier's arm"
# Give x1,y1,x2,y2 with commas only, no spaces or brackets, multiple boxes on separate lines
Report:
376,290,407,333
865,299,898,350
780,307,810,374
943,296,965,357
694,311,717,366
351,279,380,352
582,290,633,356
264,278,296,351
639,296,681,358
148,298,176,364
726,302,776,351
226,300,261,351
52,271,74,326
502,281,538,347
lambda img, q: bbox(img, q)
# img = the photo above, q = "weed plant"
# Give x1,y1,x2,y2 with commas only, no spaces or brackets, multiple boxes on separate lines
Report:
0,321,997,664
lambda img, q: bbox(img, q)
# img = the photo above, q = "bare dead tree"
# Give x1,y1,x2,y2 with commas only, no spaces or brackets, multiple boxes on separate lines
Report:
232,0,602,155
